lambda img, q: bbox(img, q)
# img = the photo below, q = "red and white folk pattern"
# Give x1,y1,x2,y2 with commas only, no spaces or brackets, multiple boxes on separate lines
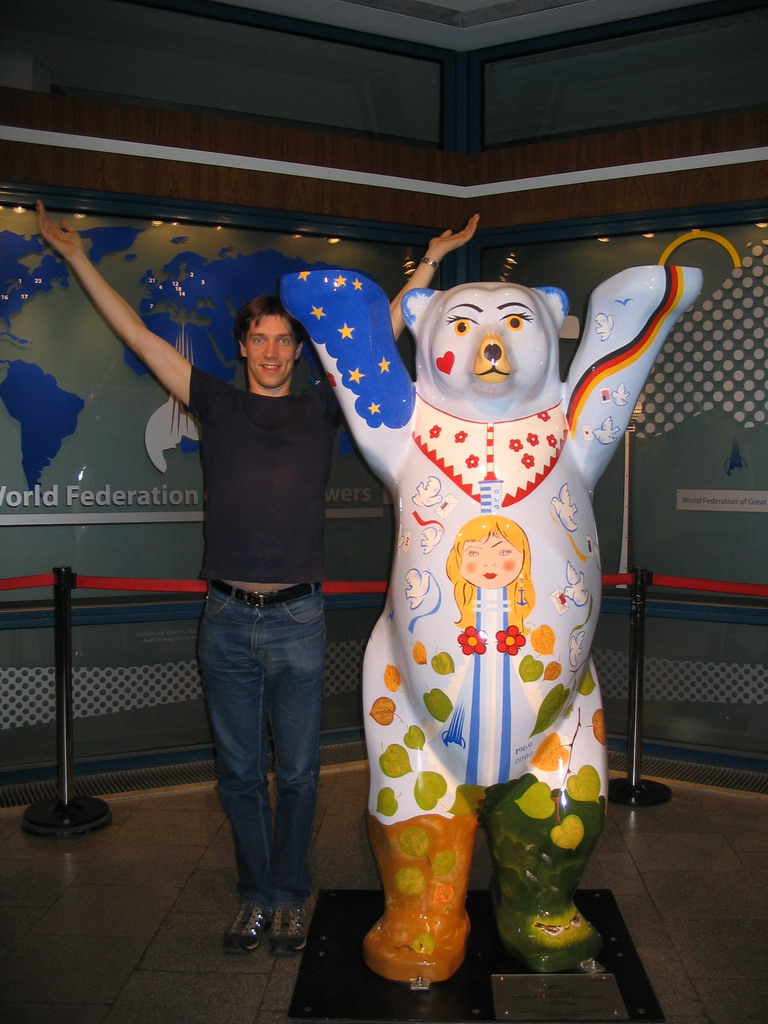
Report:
412,397,567,507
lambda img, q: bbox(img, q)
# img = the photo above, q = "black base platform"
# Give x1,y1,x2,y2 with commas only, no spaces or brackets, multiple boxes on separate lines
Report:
289,889,663,1023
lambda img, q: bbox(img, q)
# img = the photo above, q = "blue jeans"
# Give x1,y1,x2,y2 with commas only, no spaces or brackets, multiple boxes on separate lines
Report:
198,585,326,911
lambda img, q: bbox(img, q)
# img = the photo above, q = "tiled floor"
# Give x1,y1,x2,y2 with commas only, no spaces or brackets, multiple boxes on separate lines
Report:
0,765,766,1024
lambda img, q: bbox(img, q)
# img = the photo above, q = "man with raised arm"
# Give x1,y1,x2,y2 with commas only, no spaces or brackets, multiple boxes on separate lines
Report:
37,200,477,957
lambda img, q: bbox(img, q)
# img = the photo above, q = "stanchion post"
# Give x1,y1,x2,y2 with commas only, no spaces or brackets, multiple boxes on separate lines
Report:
608,567,671,807
627,566,647,792
55,564,75,806
22,567,112,837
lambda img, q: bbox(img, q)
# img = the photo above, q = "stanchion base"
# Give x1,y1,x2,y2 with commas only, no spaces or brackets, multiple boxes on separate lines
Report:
22,796,112,838
608,777,672,807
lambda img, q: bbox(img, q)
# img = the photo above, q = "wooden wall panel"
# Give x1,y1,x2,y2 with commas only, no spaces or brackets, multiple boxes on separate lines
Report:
476,165,768,230
1,88,766,231
0,88,462,184
473,110,768,182
0,140,464,227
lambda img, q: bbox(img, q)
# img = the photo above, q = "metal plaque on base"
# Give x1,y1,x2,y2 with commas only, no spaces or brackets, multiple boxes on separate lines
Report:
492,972,628,1021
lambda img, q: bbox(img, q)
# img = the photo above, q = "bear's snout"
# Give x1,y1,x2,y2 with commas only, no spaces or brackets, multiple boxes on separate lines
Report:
472,332,512,381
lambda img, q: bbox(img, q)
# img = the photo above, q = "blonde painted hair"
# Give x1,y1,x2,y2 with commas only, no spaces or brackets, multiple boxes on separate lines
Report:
446,514,535,630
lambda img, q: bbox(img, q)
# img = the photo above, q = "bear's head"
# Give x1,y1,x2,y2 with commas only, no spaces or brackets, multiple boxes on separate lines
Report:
403,281,568,420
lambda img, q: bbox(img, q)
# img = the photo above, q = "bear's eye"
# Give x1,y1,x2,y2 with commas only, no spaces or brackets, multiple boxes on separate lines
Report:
505,314,528,332
451,318,472,336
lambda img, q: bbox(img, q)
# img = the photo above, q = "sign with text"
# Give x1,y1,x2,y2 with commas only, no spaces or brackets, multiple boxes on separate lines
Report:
677,490,768,512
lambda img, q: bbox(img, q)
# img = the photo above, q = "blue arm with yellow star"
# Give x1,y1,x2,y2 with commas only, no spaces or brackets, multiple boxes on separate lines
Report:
281,270,416,443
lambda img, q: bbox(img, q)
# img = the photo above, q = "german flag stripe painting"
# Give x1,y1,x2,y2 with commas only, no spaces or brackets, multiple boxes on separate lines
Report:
566,265,685,435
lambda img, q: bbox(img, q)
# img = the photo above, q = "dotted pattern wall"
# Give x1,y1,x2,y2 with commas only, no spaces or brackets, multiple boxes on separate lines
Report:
592,648,766,704
1,641,764,731
323,638,366,696
637,241,767,435
1,638,366,730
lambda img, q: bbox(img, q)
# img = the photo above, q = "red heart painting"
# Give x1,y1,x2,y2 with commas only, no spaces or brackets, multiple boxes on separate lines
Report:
436,351,455,375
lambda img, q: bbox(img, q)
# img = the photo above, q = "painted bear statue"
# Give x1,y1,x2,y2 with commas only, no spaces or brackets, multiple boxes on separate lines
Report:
281,262,701,982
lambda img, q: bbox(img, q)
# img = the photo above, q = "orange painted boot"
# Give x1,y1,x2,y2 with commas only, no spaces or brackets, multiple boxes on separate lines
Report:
363,810,478,983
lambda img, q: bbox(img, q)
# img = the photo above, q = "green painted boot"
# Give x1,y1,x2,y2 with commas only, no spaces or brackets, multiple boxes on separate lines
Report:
479,771,606,973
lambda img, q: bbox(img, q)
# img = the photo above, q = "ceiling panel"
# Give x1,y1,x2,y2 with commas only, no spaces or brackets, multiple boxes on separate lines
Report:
215,0,724,48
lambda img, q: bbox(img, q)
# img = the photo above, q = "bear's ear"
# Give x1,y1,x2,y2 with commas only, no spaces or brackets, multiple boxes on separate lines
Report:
533,286,569,334
402,287,438,331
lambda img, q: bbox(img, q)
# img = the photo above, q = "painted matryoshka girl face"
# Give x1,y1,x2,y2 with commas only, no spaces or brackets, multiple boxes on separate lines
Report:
459,532,524,590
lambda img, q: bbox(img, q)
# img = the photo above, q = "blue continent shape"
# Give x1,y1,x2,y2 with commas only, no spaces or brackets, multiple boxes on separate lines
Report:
0,226,142,326
82,226,143,264
0,359,85,487
0,230,55,325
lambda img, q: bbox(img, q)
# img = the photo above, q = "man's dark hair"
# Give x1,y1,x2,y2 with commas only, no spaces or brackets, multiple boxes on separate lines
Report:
233,295,309,348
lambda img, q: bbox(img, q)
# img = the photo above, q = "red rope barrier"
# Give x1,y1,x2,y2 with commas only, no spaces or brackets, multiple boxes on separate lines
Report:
75,575,207,593
74,577,388,595
600,573,634,588
322,581,388,594
1,571,765,600
651,573,768,600
0,573,55,591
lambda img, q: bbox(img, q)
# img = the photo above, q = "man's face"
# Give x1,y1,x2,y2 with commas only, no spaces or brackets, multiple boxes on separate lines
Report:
239,314,302,397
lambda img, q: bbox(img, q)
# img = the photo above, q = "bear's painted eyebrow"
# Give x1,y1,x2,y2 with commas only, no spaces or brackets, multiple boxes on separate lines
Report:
497,302,534,314
447,302,483,315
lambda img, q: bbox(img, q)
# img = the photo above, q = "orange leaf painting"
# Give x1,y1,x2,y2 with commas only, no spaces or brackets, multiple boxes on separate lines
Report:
531,624,556,655
531,732,570,771
592,708,606,744
370,696,397,725
412,642,427,665
384,664,402,691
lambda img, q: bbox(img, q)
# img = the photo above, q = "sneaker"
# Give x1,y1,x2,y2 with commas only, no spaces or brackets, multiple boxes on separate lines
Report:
223,904,271,954
269,905,307,957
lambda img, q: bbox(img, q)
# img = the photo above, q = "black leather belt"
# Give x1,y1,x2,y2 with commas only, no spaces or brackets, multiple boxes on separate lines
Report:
210,580,318,607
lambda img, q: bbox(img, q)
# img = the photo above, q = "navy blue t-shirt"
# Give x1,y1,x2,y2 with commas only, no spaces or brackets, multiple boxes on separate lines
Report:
188,368,340,583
